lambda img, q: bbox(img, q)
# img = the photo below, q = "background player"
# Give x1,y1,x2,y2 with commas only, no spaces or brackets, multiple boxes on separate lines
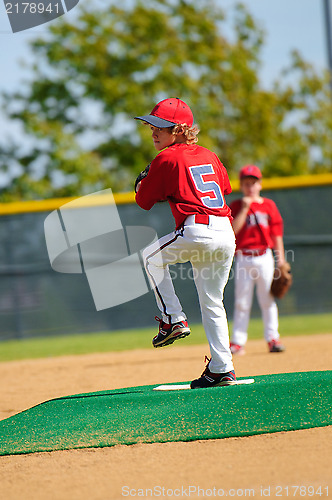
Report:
134,97,236,388
229,165,286,354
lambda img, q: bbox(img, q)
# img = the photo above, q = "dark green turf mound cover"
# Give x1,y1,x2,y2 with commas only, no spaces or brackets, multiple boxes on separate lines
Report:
0,371,331,456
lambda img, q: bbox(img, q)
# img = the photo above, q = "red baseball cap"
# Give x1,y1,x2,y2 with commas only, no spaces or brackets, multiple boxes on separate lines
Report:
239,165,262,179
135,98,194,128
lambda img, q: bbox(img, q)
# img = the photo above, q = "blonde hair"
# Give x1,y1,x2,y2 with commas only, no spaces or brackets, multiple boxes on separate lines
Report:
171,123,200,144
144,121,200,144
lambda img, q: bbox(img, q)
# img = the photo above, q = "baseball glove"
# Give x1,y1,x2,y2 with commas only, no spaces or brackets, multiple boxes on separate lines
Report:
270,261,292,299
134,163,151,193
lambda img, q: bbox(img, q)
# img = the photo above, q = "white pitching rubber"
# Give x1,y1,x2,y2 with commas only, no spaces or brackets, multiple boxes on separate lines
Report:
153,379,255,391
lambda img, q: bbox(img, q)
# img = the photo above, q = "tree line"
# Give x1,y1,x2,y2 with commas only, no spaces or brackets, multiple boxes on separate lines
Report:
0,0,331,201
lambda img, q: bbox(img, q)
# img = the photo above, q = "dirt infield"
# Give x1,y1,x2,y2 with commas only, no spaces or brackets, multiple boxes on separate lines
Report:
0,333,331,500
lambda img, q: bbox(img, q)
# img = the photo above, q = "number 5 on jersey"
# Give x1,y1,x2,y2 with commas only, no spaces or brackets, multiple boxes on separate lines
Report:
189,164,225,209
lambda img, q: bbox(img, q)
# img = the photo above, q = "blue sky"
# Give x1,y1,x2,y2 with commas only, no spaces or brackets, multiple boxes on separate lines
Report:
231,0,328,86
0,1,329,99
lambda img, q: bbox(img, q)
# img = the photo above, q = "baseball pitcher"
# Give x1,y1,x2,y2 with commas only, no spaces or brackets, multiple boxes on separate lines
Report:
134,98,236,389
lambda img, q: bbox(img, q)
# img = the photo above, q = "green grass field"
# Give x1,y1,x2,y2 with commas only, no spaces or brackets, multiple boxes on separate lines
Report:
0,313,331,363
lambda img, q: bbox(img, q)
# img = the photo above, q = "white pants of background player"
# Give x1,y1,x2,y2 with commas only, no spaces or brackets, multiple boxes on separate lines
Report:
142,215,236,374
231,249,280,347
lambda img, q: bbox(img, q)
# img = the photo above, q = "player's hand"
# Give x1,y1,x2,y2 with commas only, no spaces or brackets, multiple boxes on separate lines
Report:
134,163,151,193
241,197,252,210
276,257,286,268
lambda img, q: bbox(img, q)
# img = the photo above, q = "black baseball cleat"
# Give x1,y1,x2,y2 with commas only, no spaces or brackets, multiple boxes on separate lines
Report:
191,356,236,389
268,340,285,353
152,316,191,348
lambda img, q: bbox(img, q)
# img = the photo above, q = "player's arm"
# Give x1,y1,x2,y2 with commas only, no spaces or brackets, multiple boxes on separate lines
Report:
272,235,285,267
269,200,285,266
135,158,167,210
231,197,251,235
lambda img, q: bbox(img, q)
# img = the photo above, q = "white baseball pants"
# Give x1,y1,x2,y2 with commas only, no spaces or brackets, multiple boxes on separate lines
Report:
142,215,236,374
231,249,280,346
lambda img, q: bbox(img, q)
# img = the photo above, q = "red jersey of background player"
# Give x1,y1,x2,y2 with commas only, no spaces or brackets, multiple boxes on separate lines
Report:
230,198,283,252
136,143,232,229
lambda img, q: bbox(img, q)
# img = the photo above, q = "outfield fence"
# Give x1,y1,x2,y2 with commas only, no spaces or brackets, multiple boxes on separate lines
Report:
1,174,332,341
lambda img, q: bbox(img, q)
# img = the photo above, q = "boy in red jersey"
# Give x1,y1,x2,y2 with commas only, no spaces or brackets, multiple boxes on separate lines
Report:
229,165,286,354
135,98,236,388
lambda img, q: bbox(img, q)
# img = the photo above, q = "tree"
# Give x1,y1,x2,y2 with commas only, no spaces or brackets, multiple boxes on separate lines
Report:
277,50,332,175
0,0,331,201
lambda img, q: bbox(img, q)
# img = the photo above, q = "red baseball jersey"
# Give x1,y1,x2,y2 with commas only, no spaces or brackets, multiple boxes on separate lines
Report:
136,143,232,229
230,198,283,251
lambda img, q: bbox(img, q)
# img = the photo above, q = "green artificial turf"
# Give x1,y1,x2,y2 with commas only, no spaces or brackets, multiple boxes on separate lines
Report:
0,371,331,456
1,313,331,362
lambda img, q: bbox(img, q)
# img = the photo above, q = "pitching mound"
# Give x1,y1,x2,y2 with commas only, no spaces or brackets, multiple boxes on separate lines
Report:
1,371,331,456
